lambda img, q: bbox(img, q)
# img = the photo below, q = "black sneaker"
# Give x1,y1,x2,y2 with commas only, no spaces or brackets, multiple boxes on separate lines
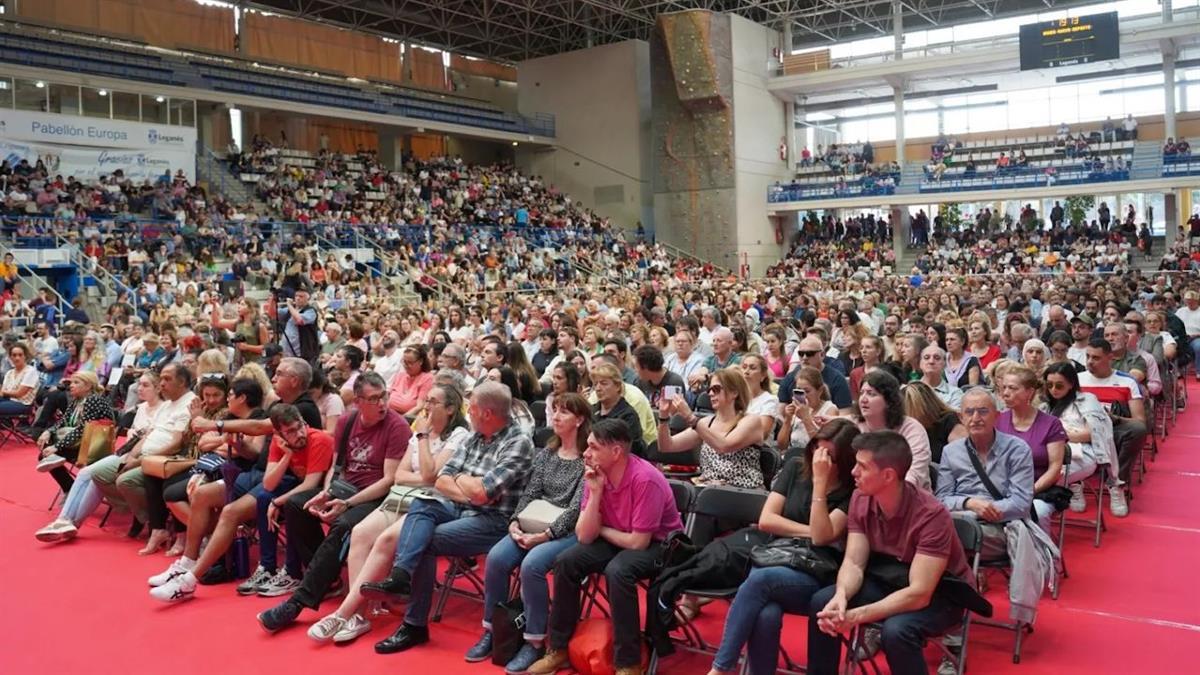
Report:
127,519,145,539
258,598,303,633
199,563,234,585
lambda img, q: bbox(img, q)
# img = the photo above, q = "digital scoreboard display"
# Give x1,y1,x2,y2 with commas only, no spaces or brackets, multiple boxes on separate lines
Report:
1019,11,1119,71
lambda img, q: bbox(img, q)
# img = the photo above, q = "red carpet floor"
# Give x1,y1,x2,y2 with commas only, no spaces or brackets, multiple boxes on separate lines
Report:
3,387,1200,674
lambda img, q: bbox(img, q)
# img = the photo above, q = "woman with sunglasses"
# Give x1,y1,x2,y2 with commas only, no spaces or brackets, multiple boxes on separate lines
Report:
658,368,765,489
307,383,469,644
996,365,1068,526
1041,362,1117,514
706,418,859,675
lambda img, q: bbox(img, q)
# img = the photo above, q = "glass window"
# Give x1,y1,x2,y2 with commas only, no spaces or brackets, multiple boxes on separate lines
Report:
169,98,195,127
112,91,139,121
14,78,46,112
47,83,79,115
142,94,168,124
0,76,13,109
80,87,110,119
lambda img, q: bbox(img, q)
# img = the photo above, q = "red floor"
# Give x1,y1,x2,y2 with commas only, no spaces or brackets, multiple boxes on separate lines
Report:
2,388,1199,675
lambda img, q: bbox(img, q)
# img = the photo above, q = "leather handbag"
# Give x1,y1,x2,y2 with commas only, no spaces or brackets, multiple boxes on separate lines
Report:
750,537,840,582
142,455,197,479
516,499,566,534
77,420,116,468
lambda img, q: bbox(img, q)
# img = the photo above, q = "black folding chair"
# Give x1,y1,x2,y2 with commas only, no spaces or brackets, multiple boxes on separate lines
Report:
758,446,782,490
530,400,547,428
844,515,984,675
430,556,486,622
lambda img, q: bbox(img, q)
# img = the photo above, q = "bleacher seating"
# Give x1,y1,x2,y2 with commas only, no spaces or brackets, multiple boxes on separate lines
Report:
1163,138,1197,176
921,135,1133,193
0,20,555,138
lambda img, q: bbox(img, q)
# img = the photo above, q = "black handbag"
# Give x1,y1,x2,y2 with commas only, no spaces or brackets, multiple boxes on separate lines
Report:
1035,485,1073,513
749,537,840,583
491,598,525,666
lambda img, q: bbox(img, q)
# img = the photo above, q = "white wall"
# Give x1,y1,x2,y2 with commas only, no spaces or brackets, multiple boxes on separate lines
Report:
730,14,790,275
516,41,653,232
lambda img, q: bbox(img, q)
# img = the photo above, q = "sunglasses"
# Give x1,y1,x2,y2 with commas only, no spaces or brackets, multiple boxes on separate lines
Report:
708,384,723,395
797,350,820,358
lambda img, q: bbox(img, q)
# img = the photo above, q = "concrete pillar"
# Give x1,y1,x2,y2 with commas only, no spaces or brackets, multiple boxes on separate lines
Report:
1164,49,1177,142
376,126,403,171
891,205,907,267
893,0,904,58
894,85,906,169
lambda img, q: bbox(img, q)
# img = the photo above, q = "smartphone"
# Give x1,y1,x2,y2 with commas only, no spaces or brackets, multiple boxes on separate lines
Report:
663,385,682,400
792,388,807,404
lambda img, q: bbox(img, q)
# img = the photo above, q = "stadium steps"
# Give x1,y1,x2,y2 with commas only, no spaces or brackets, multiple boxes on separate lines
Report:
1131,139,1164,180
197,148,256,206
894,163,926,195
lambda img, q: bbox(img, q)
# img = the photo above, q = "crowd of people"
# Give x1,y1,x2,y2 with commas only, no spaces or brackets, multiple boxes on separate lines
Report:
924,122,1134,184
7,197,1197,674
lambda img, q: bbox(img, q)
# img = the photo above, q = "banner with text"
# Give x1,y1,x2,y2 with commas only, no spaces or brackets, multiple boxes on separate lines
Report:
0,109,196,151
0,139,193,182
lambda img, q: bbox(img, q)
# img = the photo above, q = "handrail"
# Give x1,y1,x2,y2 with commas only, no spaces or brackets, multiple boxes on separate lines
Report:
0,240,73,325
53,233,137,311
659,240,731,276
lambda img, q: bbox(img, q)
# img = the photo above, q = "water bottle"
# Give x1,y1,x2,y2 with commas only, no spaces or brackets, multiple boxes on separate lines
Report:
232,527,251,579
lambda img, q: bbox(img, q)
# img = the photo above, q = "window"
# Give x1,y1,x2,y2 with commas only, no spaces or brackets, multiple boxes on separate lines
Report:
47,83,79,115
14,78,45,111
112,91,139,121
0,76,13,109
169,98,195,127
142,94,168,124
81,86,110,119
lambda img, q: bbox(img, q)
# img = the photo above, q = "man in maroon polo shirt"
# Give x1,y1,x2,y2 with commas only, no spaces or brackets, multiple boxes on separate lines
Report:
807,431,971,675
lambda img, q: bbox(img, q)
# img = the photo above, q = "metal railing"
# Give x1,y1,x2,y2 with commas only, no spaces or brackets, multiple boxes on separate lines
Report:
54,233,136,311
0,240,73,328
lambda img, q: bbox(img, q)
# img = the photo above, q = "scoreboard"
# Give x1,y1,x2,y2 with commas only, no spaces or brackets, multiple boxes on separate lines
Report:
1019,11,1119,71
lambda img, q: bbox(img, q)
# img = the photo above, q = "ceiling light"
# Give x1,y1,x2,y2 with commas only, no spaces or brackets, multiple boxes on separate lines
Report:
155,96,165,103
98,89,107,96
35,81,45,88
512,141,518,146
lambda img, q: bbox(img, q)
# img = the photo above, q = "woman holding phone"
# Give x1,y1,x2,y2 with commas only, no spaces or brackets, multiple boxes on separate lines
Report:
776,366,838,457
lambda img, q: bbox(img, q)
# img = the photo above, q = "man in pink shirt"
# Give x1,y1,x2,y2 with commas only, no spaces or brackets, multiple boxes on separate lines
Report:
529,420,683,675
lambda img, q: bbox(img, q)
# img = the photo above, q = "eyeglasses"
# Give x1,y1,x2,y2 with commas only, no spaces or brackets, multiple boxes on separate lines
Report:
358,393,387,405
797,350,820,358
961,407,992,418
1045,380,1071,391
708,384,723,395
200,372,227,381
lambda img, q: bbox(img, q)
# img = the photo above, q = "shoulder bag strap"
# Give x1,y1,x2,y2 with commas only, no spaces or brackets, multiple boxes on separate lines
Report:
965,438,1004,501
337,409,360,472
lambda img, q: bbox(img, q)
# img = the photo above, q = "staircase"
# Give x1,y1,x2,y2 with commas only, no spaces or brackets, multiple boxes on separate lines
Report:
1130,140,1164,181
894,162,926,195
196,147,256,205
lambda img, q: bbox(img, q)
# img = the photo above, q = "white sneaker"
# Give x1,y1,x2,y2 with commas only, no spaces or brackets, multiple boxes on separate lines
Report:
257,567,302,597
236,565,274,596
1069,483,1086,513
307,613,347,642
148,558,195,587
36,454,68,472
150,570,197,602
1109,486,1129,517
333,614,371,644
35,520,76,542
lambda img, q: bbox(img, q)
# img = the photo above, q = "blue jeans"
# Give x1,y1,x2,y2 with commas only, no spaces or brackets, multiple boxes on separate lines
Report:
712,566,823,674
1189,337,1200,370
0,399,31,415
807,581,963,675
392,498,509,627
233,469,299,574
59,457,113,525
483,533,578,640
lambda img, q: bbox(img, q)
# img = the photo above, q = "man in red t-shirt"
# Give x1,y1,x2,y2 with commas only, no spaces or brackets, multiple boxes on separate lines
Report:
807,431,970,675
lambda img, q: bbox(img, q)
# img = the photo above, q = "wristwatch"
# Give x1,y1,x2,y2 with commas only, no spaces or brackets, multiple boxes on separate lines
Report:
216,420,224,433
416,432,429,440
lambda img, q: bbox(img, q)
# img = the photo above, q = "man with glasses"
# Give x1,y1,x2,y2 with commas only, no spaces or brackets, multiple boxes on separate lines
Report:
258,372,411,630
779,335,853,413
361,381,532,654
935,389,1035,559
150,402,333,602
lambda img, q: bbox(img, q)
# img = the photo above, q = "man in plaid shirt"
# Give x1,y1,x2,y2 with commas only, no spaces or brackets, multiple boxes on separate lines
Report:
363,380,533,654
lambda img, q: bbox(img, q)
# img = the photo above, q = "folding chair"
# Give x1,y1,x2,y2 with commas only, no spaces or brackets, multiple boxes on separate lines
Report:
530,400,546,428
647,485,769,675
430,556,487,622
843,515,983,675
532,426,555,448
758,446,782,490
970,533,1035,664
0,407,35,449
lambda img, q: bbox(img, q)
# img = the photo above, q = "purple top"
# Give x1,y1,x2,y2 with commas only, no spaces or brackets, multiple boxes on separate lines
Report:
996,410,1068,476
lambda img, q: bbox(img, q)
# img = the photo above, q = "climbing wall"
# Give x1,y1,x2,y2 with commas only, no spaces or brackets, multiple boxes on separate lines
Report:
651,10,739,271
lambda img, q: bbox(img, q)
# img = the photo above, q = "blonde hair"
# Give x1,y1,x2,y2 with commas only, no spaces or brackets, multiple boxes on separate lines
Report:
901,381,955,427
235,362,276,401
197,348,230,377
71,370,104,396
589,362,623,386
712,367,752,415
